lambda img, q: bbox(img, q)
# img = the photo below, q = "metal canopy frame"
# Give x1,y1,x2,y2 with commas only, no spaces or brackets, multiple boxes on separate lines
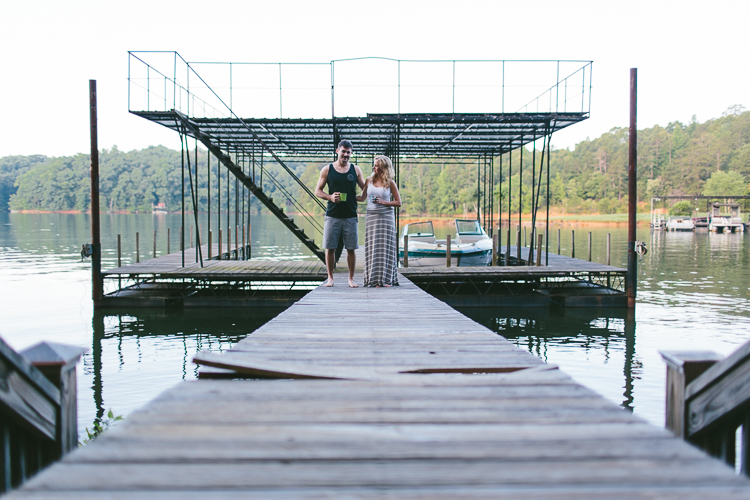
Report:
127,52,593,266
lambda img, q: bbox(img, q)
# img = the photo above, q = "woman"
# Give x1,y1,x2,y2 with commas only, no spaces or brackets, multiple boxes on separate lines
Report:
357,155,402,287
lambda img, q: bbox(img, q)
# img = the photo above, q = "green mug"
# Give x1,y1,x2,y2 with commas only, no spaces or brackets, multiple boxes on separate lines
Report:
339,192,347,202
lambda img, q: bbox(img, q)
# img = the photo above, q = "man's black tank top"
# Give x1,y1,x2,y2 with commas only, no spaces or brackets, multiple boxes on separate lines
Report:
326,163,357,218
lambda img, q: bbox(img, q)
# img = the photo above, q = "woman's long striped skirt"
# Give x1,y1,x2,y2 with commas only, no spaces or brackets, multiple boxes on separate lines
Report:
364,209,399,287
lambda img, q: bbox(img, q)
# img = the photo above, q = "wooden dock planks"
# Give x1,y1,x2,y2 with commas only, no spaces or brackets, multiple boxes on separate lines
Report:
10,275,750,498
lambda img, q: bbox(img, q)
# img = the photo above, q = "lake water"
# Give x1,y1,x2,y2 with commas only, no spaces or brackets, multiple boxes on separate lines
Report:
1,211,749,436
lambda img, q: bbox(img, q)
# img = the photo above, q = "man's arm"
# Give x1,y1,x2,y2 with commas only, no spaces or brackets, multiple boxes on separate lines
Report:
314,165,335,202
355,165,366,190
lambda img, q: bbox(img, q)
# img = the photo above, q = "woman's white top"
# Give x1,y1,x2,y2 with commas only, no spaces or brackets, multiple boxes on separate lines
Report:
366,183,392,214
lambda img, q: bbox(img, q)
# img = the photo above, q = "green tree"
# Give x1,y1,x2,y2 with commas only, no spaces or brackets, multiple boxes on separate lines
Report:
703,170,747,197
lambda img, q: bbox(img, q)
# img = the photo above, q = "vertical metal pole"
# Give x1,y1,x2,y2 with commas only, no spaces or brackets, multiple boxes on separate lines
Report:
207,152,210,252
492,234,498,266
518,145,523,234
218,228,222,261
279,63,283,118
607,233,611,266
217,148,221,247
89,80,102,305
136,232,140,263
452,60,455,114
208,230,212,260
546,129,552,265
588,231,592,261
117,234,121,267
498,153,503,264
153,230,157,259
195,140,199,264
536,234,543,266
476,157,481,222
530,135,536,262
181,133,185,267
557,228,561,255
167,228,170,255
627,68,638,309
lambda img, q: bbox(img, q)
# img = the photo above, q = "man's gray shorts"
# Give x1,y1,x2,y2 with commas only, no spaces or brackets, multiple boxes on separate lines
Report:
323,216,359,250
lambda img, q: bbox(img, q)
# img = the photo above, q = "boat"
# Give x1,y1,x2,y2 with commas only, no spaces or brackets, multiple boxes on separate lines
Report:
665,216,695,231
709,203,744,233
152,202,168,214
399,219,493,267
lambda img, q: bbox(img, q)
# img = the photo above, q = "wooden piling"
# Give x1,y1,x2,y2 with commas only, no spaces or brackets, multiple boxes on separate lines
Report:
227,227,232,260
557,228,561,254
179,226,183,251
571,230,575,258
153,230,157,259
492,234,498,266
208,231,213,259
248,221,252,260
88,80,102,306
588,232,592,262
524,226,527,247
218,228,222,261
167,228,170,255
136,232,140,263
627,68,638,309
403,235,409,268
117,234,121,268
446,235,451,267
536,234,543,266
607,233,611,266
516,225,521,265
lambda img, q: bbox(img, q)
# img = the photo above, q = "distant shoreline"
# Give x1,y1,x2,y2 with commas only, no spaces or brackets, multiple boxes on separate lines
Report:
7,209,655,226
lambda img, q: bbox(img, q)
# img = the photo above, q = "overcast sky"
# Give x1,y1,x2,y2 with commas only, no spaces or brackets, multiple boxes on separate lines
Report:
2,0,748,158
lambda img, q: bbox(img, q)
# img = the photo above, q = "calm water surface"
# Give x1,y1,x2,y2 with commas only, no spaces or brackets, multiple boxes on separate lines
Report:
1,212,749,434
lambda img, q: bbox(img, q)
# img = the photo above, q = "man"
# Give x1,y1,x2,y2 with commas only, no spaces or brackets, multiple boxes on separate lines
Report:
314,139,366,287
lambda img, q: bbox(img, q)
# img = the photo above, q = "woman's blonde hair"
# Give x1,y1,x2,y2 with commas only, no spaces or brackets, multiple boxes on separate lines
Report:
373,155,395,188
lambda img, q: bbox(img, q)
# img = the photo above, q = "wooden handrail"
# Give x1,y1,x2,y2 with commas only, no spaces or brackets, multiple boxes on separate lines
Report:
662,338,750,475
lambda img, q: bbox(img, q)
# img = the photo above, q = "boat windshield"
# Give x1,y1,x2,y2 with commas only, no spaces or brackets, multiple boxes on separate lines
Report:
455,220,482,235
404,222,434,237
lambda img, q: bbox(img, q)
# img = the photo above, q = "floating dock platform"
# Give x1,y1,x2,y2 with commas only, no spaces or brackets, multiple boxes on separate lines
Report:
101,246,626,308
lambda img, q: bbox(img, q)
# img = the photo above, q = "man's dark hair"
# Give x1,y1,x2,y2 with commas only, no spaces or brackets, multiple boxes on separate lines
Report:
338,139,353,150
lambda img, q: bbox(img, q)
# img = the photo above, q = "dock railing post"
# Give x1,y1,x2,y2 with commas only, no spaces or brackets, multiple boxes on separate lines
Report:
571,230,575,258
22,342,88,456
136,232,140,263
557,228,561,254
218,228,222,260
659,351,722,438
208,230,213,259
117,234,121,268
403,235,409,268
492,234,498,266
536,234,543,266
446,235,451,267
588,232,592,261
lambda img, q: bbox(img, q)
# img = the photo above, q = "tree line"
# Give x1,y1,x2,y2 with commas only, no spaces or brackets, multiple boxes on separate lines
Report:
3,107,749,215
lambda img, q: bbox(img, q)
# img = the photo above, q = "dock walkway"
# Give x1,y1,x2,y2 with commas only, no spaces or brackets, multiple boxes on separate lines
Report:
9,277,750,498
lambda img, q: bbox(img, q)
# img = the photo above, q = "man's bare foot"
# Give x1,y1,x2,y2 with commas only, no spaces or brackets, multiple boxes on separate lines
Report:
384,284,392,287
323,278,334,287
348,279,358,288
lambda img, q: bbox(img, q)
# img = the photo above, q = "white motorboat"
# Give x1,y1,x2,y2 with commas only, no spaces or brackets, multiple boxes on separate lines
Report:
399,220,493,267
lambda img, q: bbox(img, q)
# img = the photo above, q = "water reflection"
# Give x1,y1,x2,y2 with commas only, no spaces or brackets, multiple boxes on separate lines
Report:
85,308,282,425
459,307,639,411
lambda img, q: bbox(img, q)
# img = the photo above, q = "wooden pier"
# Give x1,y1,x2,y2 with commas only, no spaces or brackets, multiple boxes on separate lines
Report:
8,277,750,498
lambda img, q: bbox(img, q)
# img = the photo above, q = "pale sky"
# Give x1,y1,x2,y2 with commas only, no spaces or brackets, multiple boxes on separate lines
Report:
1,0,748,158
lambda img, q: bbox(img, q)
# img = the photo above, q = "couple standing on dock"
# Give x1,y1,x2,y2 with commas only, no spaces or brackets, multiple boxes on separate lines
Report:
314,140,402,288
